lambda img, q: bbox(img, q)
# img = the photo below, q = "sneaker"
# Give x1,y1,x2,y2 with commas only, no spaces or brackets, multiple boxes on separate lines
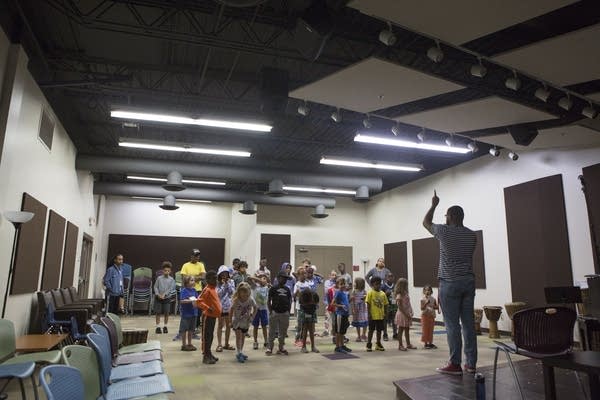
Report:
181,345,191,351
311,347,320,353
202,357,216,364
265,349,273,355
334,347,347,353
162,327,168,334
322,330,329,337
241,353,249,360
301,347,308,353
424,344,432,349
436,363,463,376
192,334,200,340
253,342,259,350
375,343,385,351
430,344,438,349
210,354,219,362
276,349,289,355
187,344,197,351
155,327,162,334
383,334,389,341
245,333,251,338
341,345,352,353
366,343,372,352
236,353,245,363
464,364,476,374
172,333,181,341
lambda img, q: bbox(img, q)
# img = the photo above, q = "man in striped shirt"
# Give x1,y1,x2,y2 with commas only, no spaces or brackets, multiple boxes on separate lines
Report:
423,190,477,376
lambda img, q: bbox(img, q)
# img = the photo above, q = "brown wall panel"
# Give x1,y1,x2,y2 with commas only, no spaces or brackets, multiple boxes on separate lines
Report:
41,211,66,290
60,222,79,287
412,231,486,288
12,193,48,294
107,234,225,276
260,234,291,278
384,241,408,280
504,174,573,307
582,163,600,273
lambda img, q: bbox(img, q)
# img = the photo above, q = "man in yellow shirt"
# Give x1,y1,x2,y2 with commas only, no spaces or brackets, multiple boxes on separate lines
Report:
180,249,206,336
366,276,389,352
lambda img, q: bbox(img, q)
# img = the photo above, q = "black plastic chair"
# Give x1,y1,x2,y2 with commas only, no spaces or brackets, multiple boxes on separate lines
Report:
492,306,577,399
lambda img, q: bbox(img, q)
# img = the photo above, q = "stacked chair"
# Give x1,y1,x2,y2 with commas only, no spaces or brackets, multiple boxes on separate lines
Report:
97,315,161,365
121,264,132,315
130,267,153,314
174,271,182,315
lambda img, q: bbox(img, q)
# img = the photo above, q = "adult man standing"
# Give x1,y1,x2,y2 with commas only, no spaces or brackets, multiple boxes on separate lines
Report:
181,249,206,335
103,254,125,314
423,190,477,375
337,262,352,287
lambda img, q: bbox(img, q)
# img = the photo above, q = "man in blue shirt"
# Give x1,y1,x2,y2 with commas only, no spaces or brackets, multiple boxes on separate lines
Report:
103,254,125,314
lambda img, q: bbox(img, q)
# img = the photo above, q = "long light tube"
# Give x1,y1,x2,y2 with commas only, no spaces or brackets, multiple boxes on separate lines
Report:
127,175,225,186
111,110,272,132
320,157,422,172
119,141,251,157
283,186,356,195
354,133,471,154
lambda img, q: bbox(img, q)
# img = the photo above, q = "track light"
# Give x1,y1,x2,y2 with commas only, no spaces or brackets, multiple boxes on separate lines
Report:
470,60,487,78
582,103,597,119
331,109,342,123
445,135,454,147
297,101,310,116
416,129,425,142
362,115,372,129
505,72,521,91
378,23,397,46
391,123,400,136
489,147,500,157
558,95,572,111
508,151,519,161
534,86,551,102
427,42,444,63
467,142,479,153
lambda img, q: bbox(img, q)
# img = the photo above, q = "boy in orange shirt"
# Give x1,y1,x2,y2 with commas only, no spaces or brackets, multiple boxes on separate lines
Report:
197,270,222,364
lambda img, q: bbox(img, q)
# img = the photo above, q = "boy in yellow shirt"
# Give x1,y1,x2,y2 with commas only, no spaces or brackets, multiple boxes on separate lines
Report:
366,276,389,351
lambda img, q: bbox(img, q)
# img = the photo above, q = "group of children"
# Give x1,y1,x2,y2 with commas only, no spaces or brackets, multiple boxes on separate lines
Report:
152,258,440,365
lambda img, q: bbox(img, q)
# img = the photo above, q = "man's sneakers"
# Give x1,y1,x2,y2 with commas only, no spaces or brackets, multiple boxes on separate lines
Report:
334,346,348,354
236,353,245,363
155,327,162,334
341,345,352,353
253,342,259,350
162,327,168,334
464,364,476,374
436,363,463,376
203,356,216,365
366,342,372,352
375,343,385,351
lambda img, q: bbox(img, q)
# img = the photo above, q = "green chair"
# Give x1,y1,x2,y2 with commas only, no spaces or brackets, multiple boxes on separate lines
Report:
106,313,161,353
132,267,152,279
0,319,61,366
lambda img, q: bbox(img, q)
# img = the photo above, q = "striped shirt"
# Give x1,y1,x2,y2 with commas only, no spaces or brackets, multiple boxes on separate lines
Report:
432,224,476,281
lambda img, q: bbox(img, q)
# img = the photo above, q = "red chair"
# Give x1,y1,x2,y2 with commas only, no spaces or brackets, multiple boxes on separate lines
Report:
492,306,577,399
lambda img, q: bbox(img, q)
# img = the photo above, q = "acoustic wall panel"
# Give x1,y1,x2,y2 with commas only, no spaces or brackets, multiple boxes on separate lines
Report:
60,222,79,287
11,193,47,294
582,163,600,273
504,175,573,307
260,234,291,279
412,230,486,288
384,241,408,280
41,210,66,290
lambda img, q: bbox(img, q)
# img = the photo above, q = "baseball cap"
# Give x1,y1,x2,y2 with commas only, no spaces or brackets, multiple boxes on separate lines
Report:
277,271,291,280
192,249,201,256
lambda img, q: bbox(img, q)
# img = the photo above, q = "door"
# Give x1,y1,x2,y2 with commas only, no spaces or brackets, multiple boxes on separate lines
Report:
78,234,93,297
294,245,352,315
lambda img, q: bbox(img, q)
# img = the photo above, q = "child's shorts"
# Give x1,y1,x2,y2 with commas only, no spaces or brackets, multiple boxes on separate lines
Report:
252,309,269,327
154,298,171,315
298,310,318,324
333,315,349,335
368,319,385,331
234,326,249,334
220,312,230,317
179,316,196,333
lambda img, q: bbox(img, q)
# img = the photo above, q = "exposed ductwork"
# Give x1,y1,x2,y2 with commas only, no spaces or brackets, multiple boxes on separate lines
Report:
94,182,337,208
76,155,383,192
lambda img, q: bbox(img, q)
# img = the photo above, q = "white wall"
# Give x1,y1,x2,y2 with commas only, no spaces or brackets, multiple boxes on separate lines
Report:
0,46,97,334
366,145,600,331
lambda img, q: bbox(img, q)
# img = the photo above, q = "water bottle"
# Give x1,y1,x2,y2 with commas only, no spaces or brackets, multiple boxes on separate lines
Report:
475,373,486,400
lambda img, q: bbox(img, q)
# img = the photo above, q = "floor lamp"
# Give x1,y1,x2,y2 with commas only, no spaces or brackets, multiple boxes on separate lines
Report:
1,211,34,319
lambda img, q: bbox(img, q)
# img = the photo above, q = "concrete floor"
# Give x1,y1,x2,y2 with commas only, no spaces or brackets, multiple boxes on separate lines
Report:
3,315,522,399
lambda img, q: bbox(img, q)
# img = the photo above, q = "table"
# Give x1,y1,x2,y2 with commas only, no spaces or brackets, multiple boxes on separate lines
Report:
15,334,68,353
542,351,600,399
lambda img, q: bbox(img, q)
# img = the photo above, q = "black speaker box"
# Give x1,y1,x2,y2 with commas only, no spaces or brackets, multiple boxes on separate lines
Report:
260,67,289,115
509,126,538,146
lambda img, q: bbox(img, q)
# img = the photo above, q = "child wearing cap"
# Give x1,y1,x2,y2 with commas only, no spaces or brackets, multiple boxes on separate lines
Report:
216,265,235,352
266,271,292,355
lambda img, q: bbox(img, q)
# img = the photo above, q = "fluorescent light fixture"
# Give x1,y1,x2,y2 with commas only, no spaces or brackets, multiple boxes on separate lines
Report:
354,133,471,154
119,141,251,157
282,186,356,195
320,157,422,172
131,196,212,204
127,175,225,186
111,110,272,132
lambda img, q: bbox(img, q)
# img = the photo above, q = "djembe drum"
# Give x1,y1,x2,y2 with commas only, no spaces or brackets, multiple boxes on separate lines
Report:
483,306,502,339
474,308,483,335
122,329,149,346
504,302,527,337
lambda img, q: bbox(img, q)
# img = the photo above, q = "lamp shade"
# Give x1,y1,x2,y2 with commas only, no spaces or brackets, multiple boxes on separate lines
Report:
239,200,257,215
266,179,286,197
3,211,34,225
310,204,329,218
162,171,186,191
159,195,179,210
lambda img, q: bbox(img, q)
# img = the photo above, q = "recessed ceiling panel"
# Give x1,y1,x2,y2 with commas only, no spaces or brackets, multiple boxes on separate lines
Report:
494,24,600,86
348,0,576,44
478,125,600,150
395,97,555,133
289,58,463,113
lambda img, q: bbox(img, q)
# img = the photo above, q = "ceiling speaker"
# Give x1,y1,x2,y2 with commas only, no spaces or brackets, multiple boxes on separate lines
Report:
260,67,289,115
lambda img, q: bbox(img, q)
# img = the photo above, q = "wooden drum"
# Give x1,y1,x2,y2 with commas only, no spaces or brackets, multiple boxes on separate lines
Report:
483,306,502,339
474,308,483,335
122,329,148,346
504,302,527,338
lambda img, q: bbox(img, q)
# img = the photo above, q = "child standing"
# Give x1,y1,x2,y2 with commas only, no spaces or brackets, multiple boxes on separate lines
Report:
154,261,176,334
366,276,388,351
293,267,311,346
332,277,352,353
179,276,198,351
382,272,397,341
421,285,439,349
231,282,257,363
266,272,292,355
350,277,368,342
196,271,222,364
323,270,338,337
252,274,270,350
216,265,235,352
299,290,320,353
395,278,415,351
